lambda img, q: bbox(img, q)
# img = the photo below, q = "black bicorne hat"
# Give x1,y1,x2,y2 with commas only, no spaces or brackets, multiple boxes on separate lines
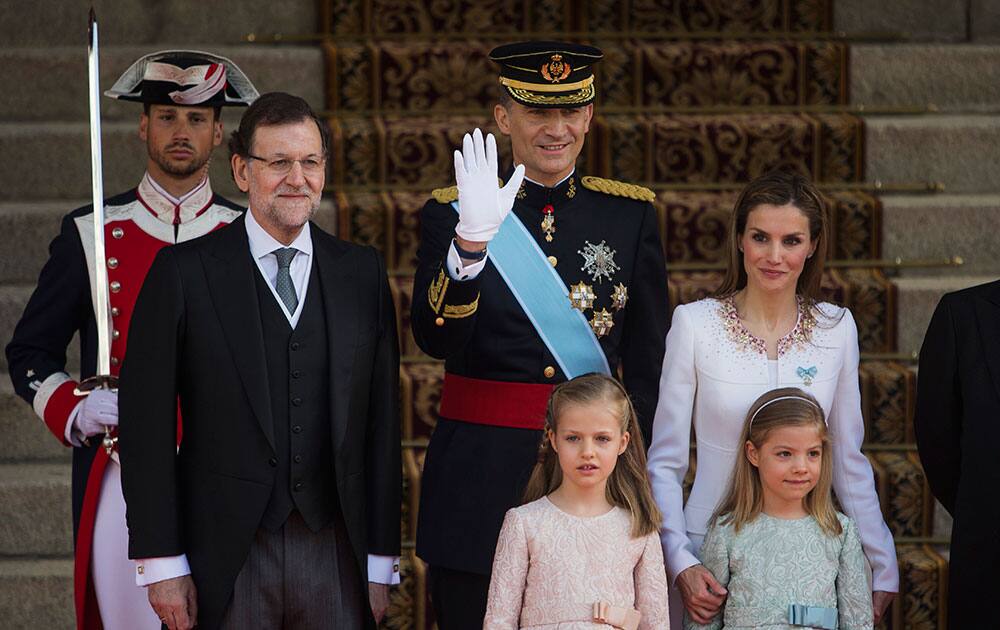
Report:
104,49,258,107
489,41,603,108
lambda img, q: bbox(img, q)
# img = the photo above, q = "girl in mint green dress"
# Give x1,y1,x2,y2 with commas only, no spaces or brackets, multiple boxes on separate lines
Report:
685,388,874,630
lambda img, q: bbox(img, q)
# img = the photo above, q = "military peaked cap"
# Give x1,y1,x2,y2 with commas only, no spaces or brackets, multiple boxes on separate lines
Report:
489,41,603,108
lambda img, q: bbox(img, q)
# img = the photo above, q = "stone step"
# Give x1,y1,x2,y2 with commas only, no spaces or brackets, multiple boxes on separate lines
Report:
865,114,1000,193
0,0,315,47
0,463,72,556
0,558,74,630
0,121,243,201
0,380,72,463
893,275,1000,355
834,0,968,41
327,39,847,112
0,201,71,285
327,113,865,189
0,45,325,123
852,45,1000,111
972,0,1000,42
881,194,1000,277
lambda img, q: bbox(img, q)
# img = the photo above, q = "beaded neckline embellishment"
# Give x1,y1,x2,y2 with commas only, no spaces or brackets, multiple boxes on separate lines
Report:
718,295,816,356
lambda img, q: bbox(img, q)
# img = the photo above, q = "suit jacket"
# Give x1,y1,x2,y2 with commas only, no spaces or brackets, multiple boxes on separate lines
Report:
118,215,401,630
914,279,1000,628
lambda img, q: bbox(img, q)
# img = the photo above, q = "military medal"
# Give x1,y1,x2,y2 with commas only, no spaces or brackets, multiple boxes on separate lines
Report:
797,366,818,386
590,308,614,338
541,204,556,242
578,240,620,284
611,283,628,311
569,281,596,311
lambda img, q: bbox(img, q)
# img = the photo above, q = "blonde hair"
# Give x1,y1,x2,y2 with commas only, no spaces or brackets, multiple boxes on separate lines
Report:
523,373,662,537
712,387,842,536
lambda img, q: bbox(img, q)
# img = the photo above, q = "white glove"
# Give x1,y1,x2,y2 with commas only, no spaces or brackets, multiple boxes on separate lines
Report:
73,388,119,438
453,128,526,243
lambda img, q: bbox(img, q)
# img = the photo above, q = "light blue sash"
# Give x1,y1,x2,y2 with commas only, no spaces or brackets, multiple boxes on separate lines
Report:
451,202,610,378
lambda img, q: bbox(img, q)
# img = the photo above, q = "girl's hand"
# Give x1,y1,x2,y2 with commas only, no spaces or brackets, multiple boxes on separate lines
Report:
677,564,727,624
872,590,895,625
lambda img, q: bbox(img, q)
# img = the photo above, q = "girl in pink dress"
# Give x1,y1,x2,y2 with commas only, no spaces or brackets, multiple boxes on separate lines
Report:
483,374,671,629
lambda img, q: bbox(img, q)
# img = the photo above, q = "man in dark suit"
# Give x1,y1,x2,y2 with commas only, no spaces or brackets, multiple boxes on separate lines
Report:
119,92,401,630
914,279,1000,628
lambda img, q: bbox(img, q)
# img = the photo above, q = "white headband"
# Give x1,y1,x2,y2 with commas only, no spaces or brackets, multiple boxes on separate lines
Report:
748,395,823,427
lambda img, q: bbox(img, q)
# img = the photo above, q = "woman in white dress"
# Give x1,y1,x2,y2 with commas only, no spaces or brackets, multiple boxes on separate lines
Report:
646,171,898,628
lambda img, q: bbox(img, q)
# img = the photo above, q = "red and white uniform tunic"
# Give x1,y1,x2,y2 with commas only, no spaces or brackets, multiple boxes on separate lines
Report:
6,173,242,630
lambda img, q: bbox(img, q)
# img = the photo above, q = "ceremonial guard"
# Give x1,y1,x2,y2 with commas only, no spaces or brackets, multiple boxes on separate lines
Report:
6,51,257,630
411,42,670,627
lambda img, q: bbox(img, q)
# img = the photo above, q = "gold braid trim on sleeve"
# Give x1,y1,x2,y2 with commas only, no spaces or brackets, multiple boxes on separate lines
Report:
580,176,656,202
431,186,459,203
428,268,449,314
443,296,479,319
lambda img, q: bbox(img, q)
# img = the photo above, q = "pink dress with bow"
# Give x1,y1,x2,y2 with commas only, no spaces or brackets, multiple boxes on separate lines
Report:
484,496,671,629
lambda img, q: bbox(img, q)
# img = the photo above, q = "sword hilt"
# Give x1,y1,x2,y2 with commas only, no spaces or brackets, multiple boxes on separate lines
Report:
74,374,119,454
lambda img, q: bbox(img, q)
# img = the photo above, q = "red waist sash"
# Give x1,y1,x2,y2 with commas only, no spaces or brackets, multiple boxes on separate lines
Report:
439,373,554,430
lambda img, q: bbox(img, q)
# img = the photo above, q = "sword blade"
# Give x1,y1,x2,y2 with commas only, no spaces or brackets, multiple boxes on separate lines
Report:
88,8,111,376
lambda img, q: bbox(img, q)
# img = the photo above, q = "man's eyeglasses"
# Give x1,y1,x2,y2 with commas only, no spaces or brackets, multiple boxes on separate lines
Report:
247,154,327,175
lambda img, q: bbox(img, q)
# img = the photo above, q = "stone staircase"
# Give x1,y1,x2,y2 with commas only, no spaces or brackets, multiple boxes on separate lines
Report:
842,1,1000,624
2,1,998,629
0,2,324,627
842,1,1000,357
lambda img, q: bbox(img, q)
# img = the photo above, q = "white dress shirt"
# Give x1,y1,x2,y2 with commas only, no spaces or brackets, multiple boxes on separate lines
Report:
136,209,400,586
245,206,314,327
646,297,899,592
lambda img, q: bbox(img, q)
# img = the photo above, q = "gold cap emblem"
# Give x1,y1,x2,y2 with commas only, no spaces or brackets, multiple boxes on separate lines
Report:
540,54,572,83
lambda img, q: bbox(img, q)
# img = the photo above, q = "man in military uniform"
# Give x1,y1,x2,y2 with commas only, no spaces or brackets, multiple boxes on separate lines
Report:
411,41,670,627
6,51,257,630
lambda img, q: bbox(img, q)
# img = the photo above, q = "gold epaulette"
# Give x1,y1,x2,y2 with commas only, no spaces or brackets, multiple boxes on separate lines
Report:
431,186,459,203
580,176,656,202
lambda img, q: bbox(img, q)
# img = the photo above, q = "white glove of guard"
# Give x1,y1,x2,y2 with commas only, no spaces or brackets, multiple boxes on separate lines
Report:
73,388,119,438
453,128,526,243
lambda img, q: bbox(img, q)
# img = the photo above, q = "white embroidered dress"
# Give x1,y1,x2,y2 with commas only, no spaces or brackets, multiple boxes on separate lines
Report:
484,497,671,629
646,297,898,593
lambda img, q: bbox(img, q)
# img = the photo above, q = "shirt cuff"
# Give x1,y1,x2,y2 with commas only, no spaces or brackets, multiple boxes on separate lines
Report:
135,554,191,587
446,242,486,281
367,554,401,585
64,401,86,447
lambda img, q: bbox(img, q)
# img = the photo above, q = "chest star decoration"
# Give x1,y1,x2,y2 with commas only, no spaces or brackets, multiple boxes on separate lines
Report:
577,240,620,284
569,281,596,311
611,283,628,311
590,308,615,338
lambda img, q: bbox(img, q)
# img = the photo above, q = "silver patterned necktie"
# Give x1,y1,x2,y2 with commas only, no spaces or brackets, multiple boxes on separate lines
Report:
272,247,298,313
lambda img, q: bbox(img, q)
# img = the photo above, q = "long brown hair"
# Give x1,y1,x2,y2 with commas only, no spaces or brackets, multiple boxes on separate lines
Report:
523,373,662,537
712,170,829,309
712,387,842,536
